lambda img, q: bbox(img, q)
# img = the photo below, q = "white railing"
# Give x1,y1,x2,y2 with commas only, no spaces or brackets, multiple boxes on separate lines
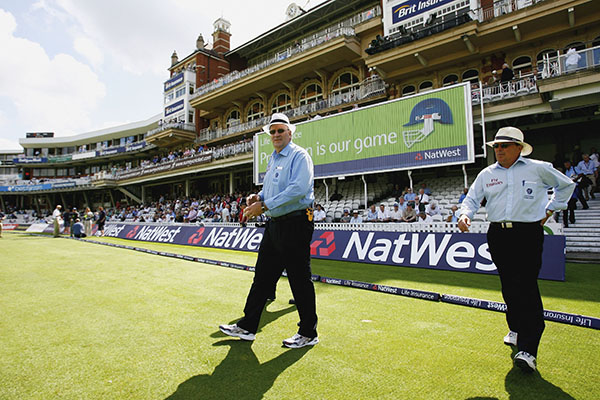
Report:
538,45,600,79
471,75,538,105
196,76,387,142
146,122,196,138
474,0,547,22
191,6,382,100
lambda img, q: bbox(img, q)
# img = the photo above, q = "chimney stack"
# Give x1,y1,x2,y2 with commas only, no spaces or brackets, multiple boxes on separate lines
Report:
196,34,205,50
171,51,179,66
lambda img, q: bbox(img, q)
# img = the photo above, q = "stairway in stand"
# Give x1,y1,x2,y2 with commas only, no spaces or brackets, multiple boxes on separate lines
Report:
563,197,600,263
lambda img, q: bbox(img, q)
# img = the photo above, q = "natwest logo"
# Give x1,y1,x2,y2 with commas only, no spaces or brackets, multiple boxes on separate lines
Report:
310,231,336,256
187,227,205,244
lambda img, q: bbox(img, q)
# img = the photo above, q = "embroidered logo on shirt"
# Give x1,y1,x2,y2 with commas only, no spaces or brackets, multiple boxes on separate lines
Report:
306,208,314,222
486,178,503,188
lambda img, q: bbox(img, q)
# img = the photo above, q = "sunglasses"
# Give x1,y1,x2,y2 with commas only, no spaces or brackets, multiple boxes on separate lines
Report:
492,143,518,149
269,128,287,135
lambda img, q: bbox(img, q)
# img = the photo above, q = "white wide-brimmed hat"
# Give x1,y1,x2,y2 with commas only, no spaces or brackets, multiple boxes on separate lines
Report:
262,113,296,134
486,127,533,156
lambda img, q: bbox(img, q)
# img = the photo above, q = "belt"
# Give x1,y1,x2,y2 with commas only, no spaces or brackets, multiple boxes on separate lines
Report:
271,208,311,222
490,221,540,229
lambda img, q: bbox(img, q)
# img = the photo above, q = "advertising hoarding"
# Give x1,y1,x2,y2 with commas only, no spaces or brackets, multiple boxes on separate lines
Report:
254,83,474,184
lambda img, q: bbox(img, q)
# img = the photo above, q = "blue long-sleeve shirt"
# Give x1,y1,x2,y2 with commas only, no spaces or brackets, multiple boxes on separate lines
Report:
460,157,575,222
259,141,314,218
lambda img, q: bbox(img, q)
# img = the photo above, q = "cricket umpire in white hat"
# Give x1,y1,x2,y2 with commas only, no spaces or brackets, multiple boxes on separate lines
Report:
458,127,575,372
220,113,319,349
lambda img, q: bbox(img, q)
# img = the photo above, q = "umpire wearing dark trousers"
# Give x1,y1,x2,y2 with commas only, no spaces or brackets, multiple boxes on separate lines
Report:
220,113,319,349
459,127,574,372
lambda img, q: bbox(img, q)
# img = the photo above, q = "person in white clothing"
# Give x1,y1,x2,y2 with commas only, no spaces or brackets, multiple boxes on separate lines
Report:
52,205,62,237
417,211,433,223
313,204,326,222
377,204,390,222
389,203,403,222
349,210,363,223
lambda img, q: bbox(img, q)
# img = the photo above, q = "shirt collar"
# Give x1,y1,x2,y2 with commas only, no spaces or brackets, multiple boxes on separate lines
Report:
492,155,527,170
272,141,293,157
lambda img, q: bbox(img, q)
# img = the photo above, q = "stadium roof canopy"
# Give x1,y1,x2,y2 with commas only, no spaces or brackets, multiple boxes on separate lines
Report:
227,0,375,59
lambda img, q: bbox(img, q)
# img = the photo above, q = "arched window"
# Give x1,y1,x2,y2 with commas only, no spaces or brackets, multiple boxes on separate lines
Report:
563,42,586,70
271,93,292,114
246,101,264,121
564,42,585,52
402,85,416,96
462,69,479,83
299,83,323,105
442,74,459,86
331,71,360,96
419,81,433,92
226,109,240,128
512,55,532,76
536,49,558,73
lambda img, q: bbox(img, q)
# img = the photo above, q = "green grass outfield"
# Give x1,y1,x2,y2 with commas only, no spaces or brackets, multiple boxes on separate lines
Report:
1,232,599,399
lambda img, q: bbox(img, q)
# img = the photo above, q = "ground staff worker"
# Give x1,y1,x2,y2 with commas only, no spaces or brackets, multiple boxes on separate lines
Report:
458,127,574,372
220,113,319,349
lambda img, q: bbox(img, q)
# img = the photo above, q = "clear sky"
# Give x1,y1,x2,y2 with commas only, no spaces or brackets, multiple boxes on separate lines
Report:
0,0,328,151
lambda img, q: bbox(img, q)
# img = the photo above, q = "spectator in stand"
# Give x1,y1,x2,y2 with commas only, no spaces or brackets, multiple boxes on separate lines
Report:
416,188,430,212
389,203,403,222
72,219,86,238
313,204,326,222
577,153,599,200
401,202,417,223
565,48,581,72
419,183,432,196
500,63,514,82
340,209,351,223
96,206,106,236
366,204,378,222
459,188,469,203
377,204,390,222
446,205,459,223
222,205,231,222
186,207,198,223
590,147,599,164
563,160,589,209
426,202,441,217
349,210,363,223
417,211,433,223
404,187,416,202
397,197,407,213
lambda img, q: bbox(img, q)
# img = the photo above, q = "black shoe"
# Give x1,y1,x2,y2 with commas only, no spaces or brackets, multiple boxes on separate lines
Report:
583,206,590,210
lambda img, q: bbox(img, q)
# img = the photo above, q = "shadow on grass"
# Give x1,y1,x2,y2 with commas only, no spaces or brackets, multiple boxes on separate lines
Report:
165,339,310,400
311,258,600,303
504,367,575,400
211,304,297,338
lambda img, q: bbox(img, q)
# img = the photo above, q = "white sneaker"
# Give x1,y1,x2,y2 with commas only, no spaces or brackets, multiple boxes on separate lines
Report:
219,324,255,341
504,331,517,346
282,333,319,348
514,351,537,372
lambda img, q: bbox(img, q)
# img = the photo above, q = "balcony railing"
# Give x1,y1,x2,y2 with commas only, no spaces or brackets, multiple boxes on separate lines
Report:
474,0,547,22
191,5,382,100
196,76,387,143
471,75,538,105
537,44,600,79
146,122,196,138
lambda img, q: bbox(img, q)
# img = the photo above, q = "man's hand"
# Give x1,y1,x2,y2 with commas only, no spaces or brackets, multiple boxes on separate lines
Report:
458,215,471,232
243,201,264,219
246,194,260,206
540,210,553,226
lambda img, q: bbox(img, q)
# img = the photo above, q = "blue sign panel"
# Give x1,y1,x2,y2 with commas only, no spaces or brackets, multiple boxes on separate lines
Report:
392,0,454,24
103,223,566,281
164,73,184,92
165,99,184,117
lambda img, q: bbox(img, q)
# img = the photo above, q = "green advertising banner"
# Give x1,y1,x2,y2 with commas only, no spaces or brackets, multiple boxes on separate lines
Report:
254,83,474,184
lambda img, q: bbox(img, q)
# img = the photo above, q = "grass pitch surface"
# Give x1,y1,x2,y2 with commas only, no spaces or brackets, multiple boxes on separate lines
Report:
1,232,599,399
